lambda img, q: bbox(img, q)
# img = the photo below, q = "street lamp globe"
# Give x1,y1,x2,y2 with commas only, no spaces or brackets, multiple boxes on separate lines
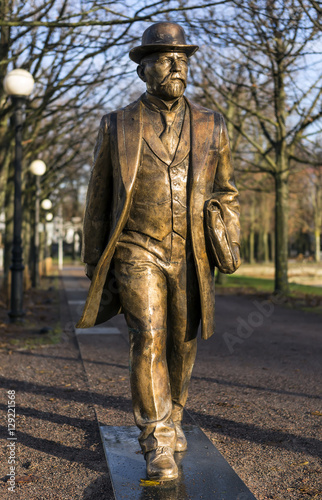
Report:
41,199,52,210
46,213,53,222
3,69,34,97
30,160,46,176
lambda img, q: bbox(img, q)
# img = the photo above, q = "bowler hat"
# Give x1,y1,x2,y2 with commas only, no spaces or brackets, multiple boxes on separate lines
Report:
129,22,199,64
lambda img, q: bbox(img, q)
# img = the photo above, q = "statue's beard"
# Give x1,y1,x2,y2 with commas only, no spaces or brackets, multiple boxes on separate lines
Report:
150,76,186,100
160,79,186,99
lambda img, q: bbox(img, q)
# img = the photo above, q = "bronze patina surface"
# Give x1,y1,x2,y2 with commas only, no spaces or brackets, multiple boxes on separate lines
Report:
77,21,240,481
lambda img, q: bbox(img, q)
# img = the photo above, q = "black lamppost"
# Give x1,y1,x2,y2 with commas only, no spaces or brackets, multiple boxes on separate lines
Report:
3,69,34,323
41,199,52,276
29,160,47,288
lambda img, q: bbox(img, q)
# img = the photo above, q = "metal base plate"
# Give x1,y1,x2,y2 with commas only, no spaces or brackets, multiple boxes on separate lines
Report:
100,425,257,499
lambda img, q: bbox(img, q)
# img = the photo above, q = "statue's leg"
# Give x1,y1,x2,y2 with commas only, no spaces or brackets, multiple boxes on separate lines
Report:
113,245,176,456
166,238,201,451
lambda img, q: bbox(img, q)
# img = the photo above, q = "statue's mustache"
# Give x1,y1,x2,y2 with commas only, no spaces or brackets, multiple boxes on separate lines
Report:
160,73,186,86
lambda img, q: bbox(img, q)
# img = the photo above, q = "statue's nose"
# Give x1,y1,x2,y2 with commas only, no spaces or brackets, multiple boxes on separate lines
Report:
171,59,181,71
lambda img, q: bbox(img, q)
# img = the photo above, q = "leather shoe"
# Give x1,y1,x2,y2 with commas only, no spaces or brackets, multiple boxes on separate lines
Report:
145,446,178,481
174,422,187,452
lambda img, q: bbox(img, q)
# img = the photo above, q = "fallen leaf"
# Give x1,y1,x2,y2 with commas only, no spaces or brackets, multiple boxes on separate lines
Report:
15,475,39,484
299,486,320,494
310,411,322,416
291,461,309,466
140,479,161,486
216,402,238,407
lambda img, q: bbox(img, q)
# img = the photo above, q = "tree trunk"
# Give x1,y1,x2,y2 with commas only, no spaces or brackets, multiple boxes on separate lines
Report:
23,209,32,291
0,0,10,103
313,173,321,263
22,174,34,289
241,236,249,262
216,270,227,285
274,172,289,293
3,157,14,294
257,230,265,262
39,229,45,278
315,230,321,263
249,198,255,264
249,230,255,264
263,231,269,263
270,231,275,262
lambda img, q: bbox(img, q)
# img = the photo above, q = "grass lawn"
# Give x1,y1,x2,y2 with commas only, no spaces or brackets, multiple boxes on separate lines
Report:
220,274,322,296
216,274,322,314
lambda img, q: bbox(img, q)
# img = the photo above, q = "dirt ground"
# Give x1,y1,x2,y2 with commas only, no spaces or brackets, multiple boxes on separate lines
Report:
0,267,321,499
0,273,112,499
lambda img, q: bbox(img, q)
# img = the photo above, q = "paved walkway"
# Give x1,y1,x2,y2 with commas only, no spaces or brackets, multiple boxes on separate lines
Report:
61,265,322,500
2,265,319,499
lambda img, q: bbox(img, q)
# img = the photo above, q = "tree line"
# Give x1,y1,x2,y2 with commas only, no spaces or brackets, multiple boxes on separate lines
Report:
0,0,321,296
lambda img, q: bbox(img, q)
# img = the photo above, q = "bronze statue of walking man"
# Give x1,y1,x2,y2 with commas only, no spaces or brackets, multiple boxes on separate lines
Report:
77,22,240,481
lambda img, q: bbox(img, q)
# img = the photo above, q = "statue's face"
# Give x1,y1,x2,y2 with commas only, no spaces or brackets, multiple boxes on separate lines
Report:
138,51,188,100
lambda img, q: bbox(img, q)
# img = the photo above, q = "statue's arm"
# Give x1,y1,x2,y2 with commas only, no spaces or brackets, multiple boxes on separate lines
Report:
81,114,113,279
206,113,241,265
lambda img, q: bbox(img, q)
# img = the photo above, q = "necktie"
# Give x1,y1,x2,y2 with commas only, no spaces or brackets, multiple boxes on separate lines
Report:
160,111,177,157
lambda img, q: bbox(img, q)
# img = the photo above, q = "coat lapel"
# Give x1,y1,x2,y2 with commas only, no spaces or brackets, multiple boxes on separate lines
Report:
142,112,172,166
188,99,214,186
171,104,190,166
117,98,143,192
77,99,143,329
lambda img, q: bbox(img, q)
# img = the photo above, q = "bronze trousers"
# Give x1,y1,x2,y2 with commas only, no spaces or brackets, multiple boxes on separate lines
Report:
113,232,201,454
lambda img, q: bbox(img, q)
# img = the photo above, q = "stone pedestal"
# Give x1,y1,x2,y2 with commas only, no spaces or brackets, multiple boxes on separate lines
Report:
100,425,257,499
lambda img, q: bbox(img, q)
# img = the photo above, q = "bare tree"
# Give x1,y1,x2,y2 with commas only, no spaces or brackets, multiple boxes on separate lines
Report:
188,0,322,293
0,0,231,288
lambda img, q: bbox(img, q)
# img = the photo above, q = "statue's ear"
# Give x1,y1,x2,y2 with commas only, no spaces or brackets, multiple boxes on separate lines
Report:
137,65,146,82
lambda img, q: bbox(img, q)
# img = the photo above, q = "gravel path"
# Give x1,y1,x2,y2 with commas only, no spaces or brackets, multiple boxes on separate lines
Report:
0,266,321,499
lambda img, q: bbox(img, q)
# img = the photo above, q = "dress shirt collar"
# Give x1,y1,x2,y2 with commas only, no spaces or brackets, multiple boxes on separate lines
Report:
143,92,185,113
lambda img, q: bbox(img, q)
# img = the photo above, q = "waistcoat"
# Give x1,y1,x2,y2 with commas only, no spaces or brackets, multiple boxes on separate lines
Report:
125,104,191,241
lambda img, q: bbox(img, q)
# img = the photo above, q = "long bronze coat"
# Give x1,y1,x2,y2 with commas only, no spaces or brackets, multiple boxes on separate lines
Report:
76,95,240,340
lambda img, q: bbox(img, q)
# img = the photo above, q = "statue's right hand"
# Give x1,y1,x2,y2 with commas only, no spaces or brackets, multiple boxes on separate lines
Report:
85,264,96,280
